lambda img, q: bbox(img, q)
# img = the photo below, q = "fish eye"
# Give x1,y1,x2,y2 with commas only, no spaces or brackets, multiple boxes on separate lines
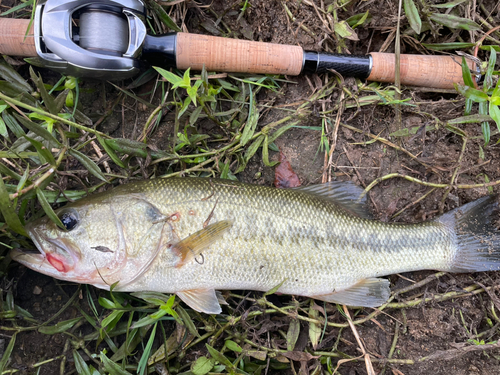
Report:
58,210,79,231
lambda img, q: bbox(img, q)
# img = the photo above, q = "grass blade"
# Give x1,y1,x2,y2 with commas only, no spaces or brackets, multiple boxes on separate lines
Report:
97,135,126,168
0,333,16,373
137,322,157,375
100,351,134,375
146,0,181,32
29,67,58,115
0,0,34,16
447,114,493,124
431,0,468,8
69,149,108,182
38,317,82,334
403,0,422,34
206,344,234,368
0,60,32,92
192,356,214,375
262,135,278,167
14,113,60,147
286,319,300,351
3,111,25,138
489,102,500,131
0,172,28,236
73,350,93,375
176,305,201,338
24,136,56,166
484,46,497,91
429,13,481,31
421,42,476,50
36,186,65,230
240,86,259,146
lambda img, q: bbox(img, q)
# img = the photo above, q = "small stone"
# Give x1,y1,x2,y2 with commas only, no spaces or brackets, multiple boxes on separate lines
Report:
32,286,42,295
14,352,23,365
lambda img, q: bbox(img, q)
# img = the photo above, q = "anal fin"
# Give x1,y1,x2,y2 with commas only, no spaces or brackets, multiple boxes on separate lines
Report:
312,278,390,307
177,289,222,314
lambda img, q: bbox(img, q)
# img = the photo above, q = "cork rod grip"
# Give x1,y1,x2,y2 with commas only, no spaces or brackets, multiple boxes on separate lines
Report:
176,32,304,75
0,19,36,57
368,52,473,89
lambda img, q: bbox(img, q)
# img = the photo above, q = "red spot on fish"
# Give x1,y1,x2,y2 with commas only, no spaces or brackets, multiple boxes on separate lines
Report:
46,253,69,273
170,212,181,221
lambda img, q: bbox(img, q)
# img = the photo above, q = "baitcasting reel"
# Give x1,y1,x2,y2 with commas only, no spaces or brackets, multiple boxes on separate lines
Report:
33,0,173,79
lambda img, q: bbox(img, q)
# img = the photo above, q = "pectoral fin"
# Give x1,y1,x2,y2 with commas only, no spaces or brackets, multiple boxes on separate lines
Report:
313,278,390,307
177,289,222,314
171,220,232,267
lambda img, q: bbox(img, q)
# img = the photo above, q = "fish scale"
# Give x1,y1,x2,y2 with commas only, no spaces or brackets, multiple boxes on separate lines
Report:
12,177,500,314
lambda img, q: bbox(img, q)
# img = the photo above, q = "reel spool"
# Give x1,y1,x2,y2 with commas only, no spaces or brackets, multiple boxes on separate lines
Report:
34,0,147,79
78,6,129,56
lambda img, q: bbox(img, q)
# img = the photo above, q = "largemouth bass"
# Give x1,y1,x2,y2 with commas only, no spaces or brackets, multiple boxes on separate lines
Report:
11,178,500,314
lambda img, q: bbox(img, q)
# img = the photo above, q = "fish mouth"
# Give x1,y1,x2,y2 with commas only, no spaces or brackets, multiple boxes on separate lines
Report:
10,223,80,278
11,223,48,267
10,247,45,266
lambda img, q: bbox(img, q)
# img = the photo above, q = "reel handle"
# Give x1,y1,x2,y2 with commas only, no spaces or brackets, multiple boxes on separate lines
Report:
0,18,36,57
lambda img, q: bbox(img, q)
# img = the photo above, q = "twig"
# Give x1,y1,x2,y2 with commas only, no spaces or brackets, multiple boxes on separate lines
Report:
473,24,500,57
377,321,400,375
342,145,378,211
326,78,345,182
393,0,402,133
228,275,498,329
343,305,376,375
282,2,316,38
139,103,167,142
90,140,111,174
315,341,500,364
439,136,467,213
340,122,438,173
9,167,55,200
360,172,500,200
392,187,437,218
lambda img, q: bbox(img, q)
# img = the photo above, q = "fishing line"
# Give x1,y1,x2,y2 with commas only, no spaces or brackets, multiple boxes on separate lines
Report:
78,9,129,55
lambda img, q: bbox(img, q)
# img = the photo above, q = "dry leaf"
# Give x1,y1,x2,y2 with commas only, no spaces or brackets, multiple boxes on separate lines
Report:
274,150,301,188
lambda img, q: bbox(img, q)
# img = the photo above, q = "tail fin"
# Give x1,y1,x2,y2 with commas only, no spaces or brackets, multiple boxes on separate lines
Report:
438,195,500,272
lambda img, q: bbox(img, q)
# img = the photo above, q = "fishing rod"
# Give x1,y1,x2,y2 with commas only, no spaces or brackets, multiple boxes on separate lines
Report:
0,0,478,88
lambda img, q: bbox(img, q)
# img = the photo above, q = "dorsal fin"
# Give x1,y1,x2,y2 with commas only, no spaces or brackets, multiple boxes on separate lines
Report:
293,181,372,219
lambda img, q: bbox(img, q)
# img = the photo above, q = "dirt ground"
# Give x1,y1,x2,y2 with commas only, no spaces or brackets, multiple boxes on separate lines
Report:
2,0,500,374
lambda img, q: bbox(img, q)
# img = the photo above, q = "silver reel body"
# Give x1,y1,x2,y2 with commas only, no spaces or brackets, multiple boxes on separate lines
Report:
34,0,147,79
